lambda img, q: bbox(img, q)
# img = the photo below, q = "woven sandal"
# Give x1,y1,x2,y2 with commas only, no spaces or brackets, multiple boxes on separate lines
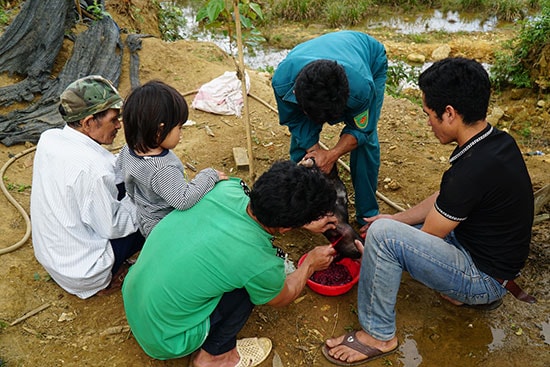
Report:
235,337,272,367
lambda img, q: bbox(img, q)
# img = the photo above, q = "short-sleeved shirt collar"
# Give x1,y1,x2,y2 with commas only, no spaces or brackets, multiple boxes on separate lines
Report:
449,124,493,164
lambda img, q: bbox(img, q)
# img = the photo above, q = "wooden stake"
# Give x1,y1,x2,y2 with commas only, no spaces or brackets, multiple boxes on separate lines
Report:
233,0,255,181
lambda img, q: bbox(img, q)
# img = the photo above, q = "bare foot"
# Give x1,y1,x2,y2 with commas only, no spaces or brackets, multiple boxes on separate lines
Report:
440,293,464,306
325,330,398,364
191,348,240,367
96,262,131,296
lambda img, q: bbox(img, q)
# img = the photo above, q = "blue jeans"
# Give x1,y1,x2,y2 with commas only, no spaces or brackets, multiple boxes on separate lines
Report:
358,218,507,341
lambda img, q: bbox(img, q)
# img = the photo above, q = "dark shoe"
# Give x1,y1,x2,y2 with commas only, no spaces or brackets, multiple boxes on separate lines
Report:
463,298,503,311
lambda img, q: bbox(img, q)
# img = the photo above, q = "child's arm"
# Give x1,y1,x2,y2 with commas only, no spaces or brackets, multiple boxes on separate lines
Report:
151,166,221,210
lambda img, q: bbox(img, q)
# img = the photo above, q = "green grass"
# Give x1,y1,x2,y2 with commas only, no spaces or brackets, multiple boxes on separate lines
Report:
0,7,8,25
267,0,543,25
490,0,550,90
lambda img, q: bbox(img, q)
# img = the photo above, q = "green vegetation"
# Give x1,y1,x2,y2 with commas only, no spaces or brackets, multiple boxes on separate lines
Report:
33,272,52,282
196,0,265,49
268,0,371,26
0,7,7,26
0,0,10,25
324,0,372,27
159,0,548,95
267,0,372,27
266,0,542,24
386,61,421,100
257,64,275,74
159,2,185,41
160,1,543,42
491,0,550,90
86,0,110,20
3,177,30,192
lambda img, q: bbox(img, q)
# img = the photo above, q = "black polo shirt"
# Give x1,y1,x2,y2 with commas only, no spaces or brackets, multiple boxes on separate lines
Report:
435,124,534,280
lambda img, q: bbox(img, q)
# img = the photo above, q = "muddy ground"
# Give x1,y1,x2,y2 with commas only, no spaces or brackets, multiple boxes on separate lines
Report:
0,1,549,366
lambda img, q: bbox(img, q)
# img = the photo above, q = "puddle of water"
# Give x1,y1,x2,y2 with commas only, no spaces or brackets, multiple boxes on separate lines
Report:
487,326,506,352
163,1,289,70
388,60,492,91
165,1,502,71
366,9,498,34
399,334,423,367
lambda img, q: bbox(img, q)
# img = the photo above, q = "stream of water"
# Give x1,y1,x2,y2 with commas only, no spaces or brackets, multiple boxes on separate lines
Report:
166,1,502,71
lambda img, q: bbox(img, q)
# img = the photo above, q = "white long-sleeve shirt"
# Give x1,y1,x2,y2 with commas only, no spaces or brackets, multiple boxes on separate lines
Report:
30,126,139,299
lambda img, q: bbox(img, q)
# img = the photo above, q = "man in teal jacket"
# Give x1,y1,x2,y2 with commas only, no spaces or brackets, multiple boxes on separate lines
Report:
272,31,387,224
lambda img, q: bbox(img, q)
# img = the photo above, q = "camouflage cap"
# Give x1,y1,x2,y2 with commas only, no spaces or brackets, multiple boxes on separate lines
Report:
59,75,123,122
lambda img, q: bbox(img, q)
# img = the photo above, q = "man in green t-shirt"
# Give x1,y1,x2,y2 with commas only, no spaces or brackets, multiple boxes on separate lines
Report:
122,160,351,367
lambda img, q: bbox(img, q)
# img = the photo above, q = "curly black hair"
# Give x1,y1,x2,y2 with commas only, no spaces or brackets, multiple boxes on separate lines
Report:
294,60,349,124
249,160,337,228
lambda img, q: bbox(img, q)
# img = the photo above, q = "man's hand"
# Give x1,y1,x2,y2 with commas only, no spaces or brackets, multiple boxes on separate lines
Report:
353,239,364,257
304,148,337,174
359,214,394,234
302,245,337,272
302,215,338,233
304,134,357,174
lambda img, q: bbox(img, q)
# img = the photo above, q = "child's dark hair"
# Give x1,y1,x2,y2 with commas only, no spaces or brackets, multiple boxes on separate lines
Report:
122,80,188,152
249,160,336,228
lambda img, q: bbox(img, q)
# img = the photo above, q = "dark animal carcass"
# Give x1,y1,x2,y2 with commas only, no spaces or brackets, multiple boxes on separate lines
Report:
300,158,362,259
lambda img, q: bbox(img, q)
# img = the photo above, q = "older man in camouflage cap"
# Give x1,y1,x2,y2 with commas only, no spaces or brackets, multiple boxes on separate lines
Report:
58,75,124,144
30,75,144,299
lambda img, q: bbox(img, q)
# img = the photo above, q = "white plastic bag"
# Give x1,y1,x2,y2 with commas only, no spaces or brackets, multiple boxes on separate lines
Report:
191,71,250,116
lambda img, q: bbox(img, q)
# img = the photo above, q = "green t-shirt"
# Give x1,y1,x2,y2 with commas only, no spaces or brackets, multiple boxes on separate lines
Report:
122,178,285,360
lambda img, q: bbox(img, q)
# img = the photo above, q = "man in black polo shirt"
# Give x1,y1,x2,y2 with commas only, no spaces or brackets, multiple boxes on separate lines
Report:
322,57,535,365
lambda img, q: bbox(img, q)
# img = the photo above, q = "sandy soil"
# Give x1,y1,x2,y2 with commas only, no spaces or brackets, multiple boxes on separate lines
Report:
0,1,549,366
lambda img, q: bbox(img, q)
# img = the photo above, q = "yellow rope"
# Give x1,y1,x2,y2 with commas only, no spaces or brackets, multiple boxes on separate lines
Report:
0,146,35,255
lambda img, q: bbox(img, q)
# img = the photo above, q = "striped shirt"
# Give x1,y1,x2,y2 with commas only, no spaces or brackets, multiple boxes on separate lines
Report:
115,145,219,237
30,126,139,299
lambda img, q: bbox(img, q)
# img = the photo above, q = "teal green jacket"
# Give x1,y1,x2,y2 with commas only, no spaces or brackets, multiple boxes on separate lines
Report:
272,31,387,161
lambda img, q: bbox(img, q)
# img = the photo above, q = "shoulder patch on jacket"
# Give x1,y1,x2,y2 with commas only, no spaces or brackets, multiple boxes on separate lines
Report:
354,109,369,129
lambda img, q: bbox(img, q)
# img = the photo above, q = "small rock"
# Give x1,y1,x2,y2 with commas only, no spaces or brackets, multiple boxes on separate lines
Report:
487,106,505,125
407,53,426,63
431,44,451,60
58,312,76,322
387,179,401,190
205,125,215,137
536,100,546,108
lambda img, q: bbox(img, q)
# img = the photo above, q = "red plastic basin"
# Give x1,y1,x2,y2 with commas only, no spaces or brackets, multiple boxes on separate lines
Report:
298,253,360,296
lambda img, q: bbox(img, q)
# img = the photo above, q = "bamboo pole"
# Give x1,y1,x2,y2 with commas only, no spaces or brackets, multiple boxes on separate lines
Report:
232,0,255,181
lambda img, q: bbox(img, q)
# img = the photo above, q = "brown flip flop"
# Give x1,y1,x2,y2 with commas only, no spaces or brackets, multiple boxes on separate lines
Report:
322,331,398,366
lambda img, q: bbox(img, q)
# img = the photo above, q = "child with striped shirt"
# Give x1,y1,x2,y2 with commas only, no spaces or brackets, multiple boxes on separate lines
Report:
116,80,227,237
